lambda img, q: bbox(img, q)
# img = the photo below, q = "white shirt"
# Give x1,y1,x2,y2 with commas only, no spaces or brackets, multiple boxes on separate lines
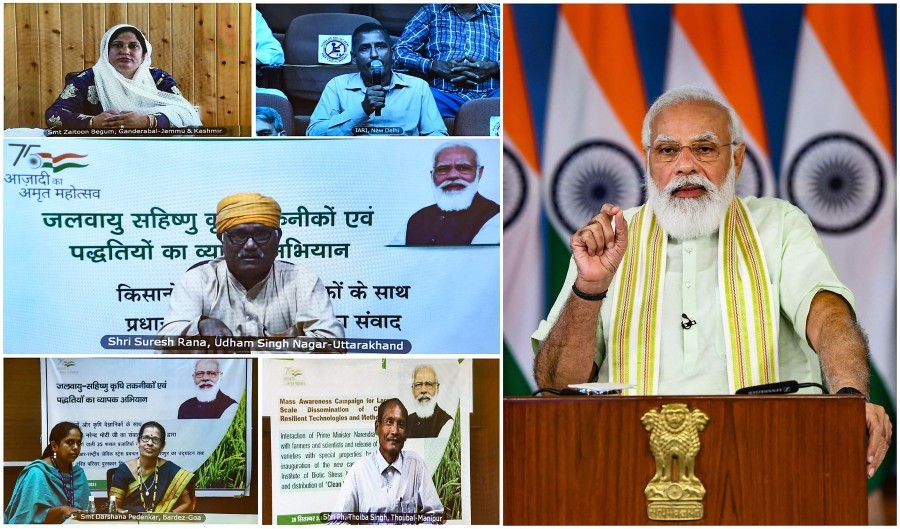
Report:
159,258,344,339
533,197,854,394
330,450,443,524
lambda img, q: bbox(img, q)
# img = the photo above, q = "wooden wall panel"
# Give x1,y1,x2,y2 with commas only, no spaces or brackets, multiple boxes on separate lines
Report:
105,4,125,27
472,359,500,524
217,3,240,125
15,3,41,127
3,359,43,462
38,4,62,111
172,3,195,105
194,2,218,126
82,3,105,67
238,5,251,129
60,4,85,76
126,3,149,35
4,4,19,127
149,3,173,76
5,3,250,129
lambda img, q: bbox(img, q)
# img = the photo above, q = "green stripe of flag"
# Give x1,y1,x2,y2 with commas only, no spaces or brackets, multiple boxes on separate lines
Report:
503,343,531,396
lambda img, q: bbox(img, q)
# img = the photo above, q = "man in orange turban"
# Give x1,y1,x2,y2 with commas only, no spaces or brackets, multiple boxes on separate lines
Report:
159,192,344,342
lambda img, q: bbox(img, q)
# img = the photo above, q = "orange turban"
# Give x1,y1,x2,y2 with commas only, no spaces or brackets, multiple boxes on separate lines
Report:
215,192,281,234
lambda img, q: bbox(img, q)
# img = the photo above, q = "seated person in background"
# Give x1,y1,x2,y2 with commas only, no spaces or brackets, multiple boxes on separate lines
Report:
110,422,194,513
393,4,500,118
4,422,89,523
45,24,201,131
403,141,499,245
307,23,447,136
255,9,289,101
255,9,284,72
159,192,344,339
256,106,286,136
330,399,443,523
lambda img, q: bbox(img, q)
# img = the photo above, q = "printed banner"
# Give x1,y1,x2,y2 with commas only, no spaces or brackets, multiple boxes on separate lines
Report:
262,358,472,525
43,358,251,495
4,138,500,354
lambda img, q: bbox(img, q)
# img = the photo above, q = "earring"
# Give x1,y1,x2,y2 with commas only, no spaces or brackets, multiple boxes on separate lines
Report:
53,450,57,459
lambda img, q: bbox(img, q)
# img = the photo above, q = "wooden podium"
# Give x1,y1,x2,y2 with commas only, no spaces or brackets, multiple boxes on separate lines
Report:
504,395,867,525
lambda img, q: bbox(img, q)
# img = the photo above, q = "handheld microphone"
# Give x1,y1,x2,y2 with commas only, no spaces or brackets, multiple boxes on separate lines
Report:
370,60,383,117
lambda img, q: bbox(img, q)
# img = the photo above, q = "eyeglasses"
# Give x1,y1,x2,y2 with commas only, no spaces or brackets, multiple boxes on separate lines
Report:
193,371,220,378
413,381,437,390
432,163,477,178
649,141,735,164
139,435,162,445
224,229,275,246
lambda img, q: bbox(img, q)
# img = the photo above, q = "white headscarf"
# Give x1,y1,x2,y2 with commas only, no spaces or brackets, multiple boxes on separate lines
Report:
94,24,202,127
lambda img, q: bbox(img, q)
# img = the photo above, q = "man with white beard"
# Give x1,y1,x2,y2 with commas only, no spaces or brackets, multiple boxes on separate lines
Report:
532,85,891,479
403,141,500,245
178,359,238,419
407,365,454,438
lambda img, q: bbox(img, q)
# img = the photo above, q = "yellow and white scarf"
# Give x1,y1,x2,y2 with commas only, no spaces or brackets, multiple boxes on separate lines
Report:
607,198,778,395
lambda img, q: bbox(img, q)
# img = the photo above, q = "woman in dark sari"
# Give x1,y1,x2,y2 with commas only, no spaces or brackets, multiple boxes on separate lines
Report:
45,24,201,131
109,421,195,513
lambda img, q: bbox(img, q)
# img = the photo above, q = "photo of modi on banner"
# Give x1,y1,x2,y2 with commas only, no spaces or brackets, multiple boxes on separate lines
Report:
43,358,251,497
262,358,472,525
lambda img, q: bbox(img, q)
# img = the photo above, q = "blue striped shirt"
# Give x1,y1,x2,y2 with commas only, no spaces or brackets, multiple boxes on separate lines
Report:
393,4,500,97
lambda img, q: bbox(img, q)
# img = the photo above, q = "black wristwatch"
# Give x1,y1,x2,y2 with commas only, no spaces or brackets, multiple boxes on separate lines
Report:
836,387,864,397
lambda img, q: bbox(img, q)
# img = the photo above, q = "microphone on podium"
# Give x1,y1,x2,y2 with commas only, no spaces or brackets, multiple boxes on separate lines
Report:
735,380,827,395
370,60,384,117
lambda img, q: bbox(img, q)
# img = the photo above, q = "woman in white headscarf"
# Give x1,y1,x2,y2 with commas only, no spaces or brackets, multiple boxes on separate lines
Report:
46,24,202,130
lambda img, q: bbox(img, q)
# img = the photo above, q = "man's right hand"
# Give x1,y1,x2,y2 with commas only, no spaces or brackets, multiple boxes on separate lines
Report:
198,318,236,354
362,85,386,116
198,317,233,337
570,204,628,295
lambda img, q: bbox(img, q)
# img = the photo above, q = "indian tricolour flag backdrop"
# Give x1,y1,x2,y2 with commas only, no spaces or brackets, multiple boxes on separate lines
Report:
503,3,895,493
780,4,896,489
502,4,543,396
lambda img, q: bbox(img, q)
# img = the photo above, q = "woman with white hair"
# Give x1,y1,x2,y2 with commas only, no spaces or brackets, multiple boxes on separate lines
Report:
45,24,201,131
